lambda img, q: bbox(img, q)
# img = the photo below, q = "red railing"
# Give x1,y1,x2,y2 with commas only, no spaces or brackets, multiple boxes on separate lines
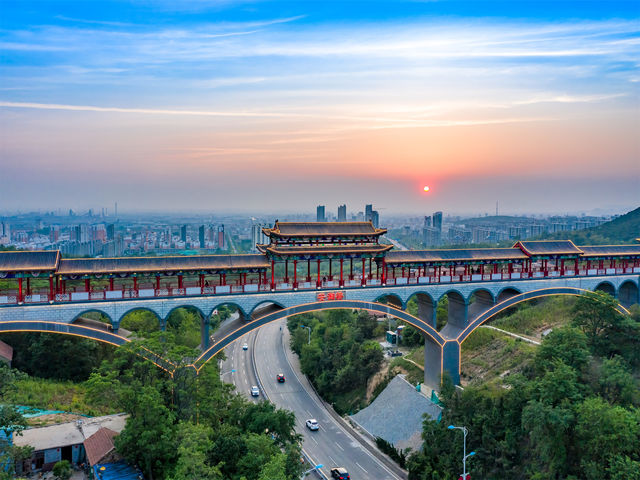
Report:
1,266,638,306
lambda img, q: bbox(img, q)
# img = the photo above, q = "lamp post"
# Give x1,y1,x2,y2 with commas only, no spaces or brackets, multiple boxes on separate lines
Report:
300,325,311,344
448,425,475,480
221,369,236,377
300,464,323,479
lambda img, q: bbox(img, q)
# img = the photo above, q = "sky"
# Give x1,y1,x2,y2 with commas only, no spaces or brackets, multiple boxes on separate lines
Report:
1,0,639,216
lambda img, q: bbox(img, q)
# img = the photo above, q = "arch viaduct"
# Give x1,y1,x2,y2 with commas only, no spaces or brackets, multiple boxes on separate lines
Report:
1,222,639,385
1,273,637,385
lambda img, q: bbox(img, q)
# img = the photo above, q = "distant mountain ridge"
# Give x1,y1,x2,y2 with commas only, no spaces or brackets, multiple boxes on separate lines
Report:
542,206,640,245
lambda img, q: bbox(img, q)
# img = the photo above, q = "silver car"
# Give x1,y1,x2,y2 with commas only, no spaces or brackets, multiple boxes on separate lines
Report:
250,386,260,397
305,419,319,431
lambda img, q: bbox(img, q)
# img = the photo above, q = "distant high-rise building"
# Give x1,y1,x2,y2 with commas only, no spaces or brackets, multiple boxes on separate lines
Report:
180,225,187,243
74,224,89,243
218,225,225,249
422,227,441,246
365,204,373,222
251,223,269,252
316,205,326,222
0,221,10,242
424,216,432,227
337,204,347,222
371,210,380,228
199,225,206,249
106,223,115,241
433,212,443,231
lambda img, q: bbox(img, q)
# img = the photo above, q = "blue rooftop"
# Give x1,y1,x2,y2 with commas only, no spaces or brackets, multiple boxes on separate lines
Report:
93,461,143,480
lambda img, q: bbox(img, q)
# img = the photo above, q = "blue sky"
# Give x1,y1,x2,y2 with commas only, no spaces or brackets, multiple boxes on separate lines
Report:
0,1,638,215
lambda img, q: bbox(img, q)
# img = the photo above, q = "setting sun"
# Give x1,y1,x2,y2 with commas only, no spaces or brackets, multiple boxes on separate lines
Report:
423,186,430,192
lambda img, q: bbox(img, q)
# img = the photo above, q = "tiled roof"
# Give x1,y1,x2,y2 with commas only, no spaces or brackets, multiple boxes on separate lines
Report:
257,244,393,256
386,248,528,264
0,251,60,272
578,245,640,257
514,240,583,256
57,254,269,275
0,340,13,361
263,221,386,237
84,427,117,466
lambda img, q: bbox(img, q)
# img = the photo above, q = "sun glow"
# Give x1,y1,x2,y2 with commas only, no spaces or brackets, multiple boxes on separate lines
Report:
423,186,430,192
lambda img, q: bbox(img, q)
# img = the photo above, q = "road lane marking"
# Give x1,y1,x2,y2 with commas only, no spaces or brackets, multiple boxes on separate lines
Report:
335,442,344,451
356,462,368,473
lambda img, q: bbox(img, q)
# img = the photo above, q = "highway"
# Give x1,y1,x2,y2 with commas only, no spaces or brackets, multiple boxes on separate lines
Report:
221,318,403,480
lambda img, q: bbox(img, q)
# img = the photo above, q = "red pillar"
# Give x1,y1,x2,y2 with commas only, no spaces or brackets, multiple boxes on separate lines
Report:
85,278,91,292
560,259,565,275
362,258,366,285
271,260,275,289
493,263,498,274
381,258,386,284
307,260,311,282
293,260,298,288
317,259,321,287
155,276,159,290
339,258,344,287
133,276,138,292
49,276,54,301
178,274,183,289
199,274,205,289
575,259,579,274
110,277,115,291
18,277,23,303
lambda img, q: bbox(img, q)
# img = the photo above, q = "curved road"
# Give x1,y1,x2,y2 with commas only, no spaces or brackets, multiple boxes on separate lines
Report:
223,318,402,480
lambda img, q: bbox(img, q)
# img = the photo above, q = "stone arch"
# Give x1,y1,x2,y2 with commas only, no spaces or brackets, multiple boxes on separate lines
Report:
406,291,437,327
70,309,113,327
249,300,286,319
375,293,404,309
496,286,521,304
458,287,629,345
467,288,495,322
594,281,616,297
441,290,467,333
164,304,207,325
191,299,445,373
164,305,208,350
208,302,248,321
0,320,177,374
618,280,639,308
118,307,163,332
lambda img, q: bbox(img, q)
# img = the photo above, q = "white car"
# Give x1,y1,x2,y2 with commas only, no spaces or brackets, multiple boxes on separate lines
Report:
305,419,319,431
242,343,248,350
250,386,260,397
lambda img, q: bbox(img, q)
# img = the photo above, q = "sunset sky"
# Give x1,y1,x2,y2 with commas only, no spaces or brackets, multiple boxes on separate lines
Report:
1,1,638,215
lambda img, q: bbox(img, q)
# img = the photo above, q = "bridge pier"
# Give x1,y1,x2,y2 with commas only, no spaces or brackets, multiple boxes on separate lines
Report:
423,337,461,388
201,318,210,350
447,292,468,329
415,294,437,327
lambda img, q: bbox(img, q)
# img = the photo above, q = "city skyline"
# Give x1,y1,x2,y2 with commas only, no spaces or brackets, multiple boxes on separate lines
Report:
1,1,639,214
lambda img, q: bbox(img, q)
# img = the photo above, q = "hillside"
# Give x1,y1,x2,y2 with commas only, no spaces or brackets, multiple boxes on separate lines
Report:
543,206,640,244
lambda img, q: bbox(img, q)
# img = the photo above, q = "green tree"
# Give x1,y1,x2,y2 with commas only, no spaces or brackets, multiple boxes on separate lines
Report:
598,356,638,407
168,423,222,480
257,452,287,480
534,327,590,373
115,386,177,480
52,460,72,480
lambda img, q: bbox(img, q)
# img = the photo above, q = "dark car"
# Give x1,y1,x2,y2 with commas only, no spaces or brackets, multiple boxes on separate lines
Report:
276,373,285,383
330,467,350,480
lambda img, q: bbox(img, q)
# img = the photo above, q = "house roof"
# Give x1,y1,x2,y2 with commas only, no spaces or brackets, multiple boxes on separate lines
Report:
0,340,13,361
514,240,583,256
578,245,640,257
257,244,393,257
263,221,386,238
386,248,528,264
84,427,117,466
13,413,128,451
57,254,269,275
0,251,60,273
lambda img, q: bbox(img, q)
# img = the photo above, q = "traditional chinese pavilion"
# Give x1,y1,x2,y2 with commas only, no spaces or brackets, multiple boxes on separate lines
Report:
257,221,392,288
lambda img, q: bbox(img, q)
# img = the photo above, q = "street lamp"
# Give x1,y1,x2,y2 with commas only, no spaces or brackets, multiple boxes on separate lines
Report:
300,325,311,344
448,425,475,480
301,464,323,479
221,369,236,377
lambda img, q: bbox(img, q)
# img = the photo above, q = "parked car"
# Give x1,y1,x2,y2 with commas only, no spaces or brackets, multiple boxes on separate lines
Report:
276,373,285,383
242,343,248,350
250,386,260,397
305,419,319,431
330,467,350,479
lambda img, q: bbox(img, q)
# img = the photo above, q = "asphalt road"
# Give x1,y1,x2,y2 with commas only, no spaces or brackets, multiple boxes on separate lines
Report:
239,318,401,480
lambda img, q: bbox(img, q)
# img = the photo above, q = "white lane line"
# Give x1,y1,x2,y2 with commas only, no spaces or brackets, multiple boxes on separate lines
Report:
356,462,368,473
335,442,344,451
328,455,337,466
